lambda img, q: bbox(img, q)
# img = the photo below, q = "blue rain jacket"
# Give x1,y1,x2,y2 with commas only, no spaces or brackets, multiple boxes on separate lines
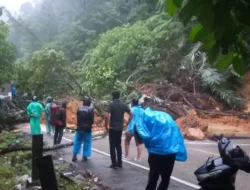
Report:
136,107,187,162
126,105,144,134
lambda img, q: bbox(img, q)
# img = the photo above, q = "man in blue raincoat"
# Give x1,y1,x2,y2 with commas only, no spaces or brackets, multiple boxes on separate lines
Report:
44,96,55,135
26,96,44,135
72,96,94,162
136,97,187,190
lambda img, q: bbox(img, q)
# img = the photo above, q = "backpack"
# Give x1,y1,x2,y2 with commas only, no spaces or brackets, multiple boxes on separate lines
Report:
49,105,62,126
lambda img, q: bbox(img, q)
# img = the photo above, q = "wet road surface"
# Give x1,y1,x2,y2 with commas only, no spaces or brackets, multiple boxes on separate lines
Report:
19,124,250,190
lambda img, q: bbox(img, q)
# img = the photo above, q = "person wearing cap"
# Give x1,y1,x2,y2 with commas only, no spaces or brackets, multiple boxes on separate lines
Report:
72,96,94,162
26,96,44,134
44,96,55,135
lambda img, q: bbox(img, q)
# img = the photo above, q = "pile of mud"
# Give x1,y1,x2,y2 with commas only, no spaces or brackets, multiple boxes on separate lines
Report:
136,83,223,110
136,82,250,139
41,100,250,140
176,110,208,140
176,109,250,140
135,83,223,120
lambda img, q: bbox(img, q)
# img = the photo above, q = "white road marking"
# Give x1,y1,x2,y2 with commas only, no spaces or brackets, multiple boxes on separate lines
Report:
189,148,219,156
185,141,250,146
59,136,200,189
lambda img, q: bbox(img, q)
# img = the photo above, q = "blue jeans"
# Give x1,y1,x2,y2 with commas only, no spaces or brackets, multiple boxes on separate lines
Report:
73,131,92,158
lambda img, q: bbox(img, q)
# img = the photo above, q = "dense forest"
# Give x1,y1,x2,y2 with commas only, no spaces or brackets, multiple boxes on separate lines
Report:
1,0,250,110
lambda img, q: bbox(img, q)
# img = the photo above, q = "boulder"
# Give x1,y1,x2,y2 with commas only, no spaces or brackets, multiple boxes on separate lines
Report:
186,128,205,140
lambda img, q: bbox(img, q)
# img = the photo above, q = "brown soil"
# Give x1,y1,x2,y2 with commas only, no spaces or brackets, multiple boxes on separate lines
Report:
135,83,224,120
136,82,250,139
41,100,129,132
41,75,250,140
176,109,250,138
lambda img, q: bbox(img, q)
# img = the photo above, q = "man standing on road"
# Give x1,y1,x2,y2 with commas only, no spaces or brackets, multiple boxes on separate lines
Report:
72,96,94,162
105,91,133,169
45,96,55,135
54,101,67,145
124,98,144,161
26,96,44,135
136,97,187,190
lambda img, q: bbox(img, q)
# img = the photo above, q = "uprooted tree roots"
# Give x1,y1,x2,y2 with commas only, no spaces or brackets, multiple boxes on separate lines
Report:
135,83,249,119
0,98,30,131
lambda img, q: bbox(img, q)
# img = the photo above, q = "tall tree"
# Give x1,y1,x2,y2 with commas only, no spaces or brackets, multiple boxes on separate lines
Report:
0,21,15,85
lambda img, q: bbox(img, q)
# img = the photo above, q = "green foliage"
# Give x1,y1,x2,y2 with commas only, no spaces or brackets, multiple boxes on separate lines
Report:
0,21,15,85
180,43,245,109
0,7,3,16
7,0,154,62
1,0,245,111
81,13,186,97
160,0,250,75
15,48,76,98
0,132,32,190
44,21,97,61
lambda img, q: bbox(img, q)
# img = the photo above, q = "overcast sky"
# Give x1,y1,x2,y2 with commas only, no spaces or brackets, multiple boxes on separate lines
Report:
0,0,32,12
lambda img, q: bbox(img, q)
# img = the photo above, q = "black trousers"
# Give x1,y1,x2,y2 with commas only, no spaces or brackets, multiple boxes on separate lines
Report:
146,153,176,190
109,129,123,166
54,127,64,145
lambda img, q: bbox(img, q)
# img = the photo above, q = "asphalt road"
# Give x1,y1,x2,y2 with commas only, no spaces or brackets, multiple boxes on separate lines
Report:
63,132,250,190
19,124,250,190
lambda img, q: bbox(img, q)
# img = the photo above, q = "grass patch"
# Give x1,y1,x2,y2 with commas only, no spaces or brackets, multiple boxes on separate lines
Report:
0,131,31,149
0,151,32,190
0,132,32,190
0,132,96,190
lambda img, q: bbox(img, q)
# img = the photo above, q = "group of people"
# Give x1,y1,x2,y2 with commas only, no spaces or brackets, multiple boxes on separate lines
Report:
26,96,67,145
26,91,187,190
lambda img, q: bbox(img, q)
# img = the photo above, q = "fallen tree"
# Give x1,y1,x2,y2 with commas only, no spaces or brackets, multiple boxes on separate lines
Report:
0,142,73,155
0,132,108,155
0,97,30,131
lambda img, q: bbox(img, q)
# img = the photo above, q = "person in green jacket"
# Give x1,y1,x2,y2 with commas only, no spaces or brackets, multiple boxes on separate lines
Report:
45,96,55,135
26,96,44,135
